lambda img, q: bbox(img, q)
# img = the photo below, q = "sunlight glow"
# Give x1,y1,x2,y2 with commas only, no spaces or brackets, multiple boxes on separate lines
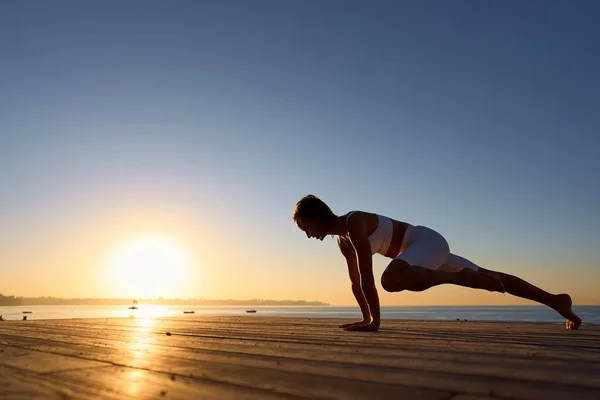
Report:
130,305,170,321
107,234,193,299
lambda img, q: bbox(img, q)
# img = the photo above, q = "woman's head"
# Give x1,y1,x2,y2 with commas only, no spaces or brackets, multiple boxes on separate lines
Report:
292,194,338,240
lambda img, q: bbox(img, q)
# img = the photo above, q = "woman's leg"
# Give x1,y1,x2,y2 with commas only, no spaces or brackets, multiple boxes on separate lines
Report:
444,253,581,329
381,226,505,293
478,266,582,329
381,259,461,292
381,260,506,293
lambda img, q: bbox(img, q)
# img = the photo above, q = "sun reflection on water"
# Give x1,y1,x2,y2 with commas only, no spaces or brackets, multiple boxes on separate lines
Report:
127,304,171,320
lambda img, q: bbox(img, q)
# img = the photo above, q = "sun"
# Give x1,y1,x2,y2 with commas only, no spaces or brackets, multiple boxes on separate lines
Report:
107,234,193,299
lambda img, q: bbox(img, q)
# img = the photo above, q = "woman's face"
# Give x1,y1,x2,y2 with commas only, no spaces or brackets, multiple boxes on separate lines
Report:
299,218,327,241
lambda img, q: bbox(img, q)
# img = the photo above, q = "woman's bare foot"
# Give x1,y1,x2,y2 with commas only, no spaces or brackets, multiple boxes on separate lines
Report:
339,320,369,329
459,269,506,293
554,293,582,330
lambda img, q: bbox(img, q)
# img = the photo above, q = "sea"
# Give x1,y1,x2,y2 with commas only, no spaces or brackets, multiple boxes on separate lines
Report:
1,305,599,324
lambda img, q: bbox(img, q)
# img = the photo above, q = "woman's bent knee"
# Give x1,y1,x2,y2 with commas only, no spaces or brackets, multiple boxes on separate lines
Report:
380,273,396,292
381,259,410,292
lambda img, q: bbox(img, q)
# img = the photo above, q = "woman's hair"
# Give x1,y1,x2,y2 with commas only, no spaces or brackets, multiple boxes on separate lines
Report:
292,194,337,229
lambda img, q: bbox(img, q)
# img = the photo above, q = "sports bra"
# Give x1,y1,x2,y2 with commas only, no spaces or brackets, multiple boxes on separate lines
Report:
346,211,394,256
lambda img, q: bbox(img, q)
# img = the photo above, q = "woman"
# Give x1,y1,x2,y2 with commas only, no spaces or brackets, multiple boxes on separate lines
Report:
292,194,581,331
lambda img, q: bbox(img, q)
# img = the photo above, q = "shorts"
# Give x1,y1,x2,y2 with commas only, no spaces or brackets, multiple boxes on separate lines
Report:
395,225,480,272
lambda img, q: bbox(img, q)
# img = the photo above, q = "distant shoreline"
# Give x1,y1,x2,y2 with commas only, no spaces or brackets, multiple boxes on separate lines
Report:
0,296,329,307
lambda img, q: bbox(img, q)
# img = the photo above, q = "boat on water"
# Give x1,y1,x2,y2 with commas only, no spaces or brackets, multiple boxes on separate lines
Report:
246,310,257,313
128,306,138,310
183,311,195,314
22,311,33,314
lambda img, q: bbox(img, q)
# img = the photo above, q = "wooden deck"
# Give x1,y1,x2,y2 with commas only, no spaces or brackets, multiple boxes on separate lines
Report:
0,316,599,399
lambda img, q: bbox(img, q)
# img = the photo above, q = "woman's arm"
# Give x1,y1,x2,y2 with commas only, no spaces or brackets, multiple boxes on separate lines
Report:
346,213,381,330
338,237,371,326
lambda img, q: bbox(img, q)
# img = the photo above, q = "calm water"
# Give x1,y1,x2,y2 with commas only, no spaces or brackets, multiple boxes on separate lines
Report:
1,305,599,324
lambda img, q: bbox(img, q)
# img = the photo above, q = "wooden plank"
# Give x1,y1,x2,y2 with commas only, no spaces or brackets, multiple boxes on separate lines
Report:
49,366,307,400
0,335,447,399
0,364,114,400
0,317,598,399
0,365,62,400
50,365,443,400
3,320,599,387
0,344,108,373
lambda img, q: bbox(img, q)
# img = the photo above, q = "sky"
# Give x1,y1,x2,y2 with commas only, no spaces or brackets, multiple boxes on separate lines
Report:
1,0,599,306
